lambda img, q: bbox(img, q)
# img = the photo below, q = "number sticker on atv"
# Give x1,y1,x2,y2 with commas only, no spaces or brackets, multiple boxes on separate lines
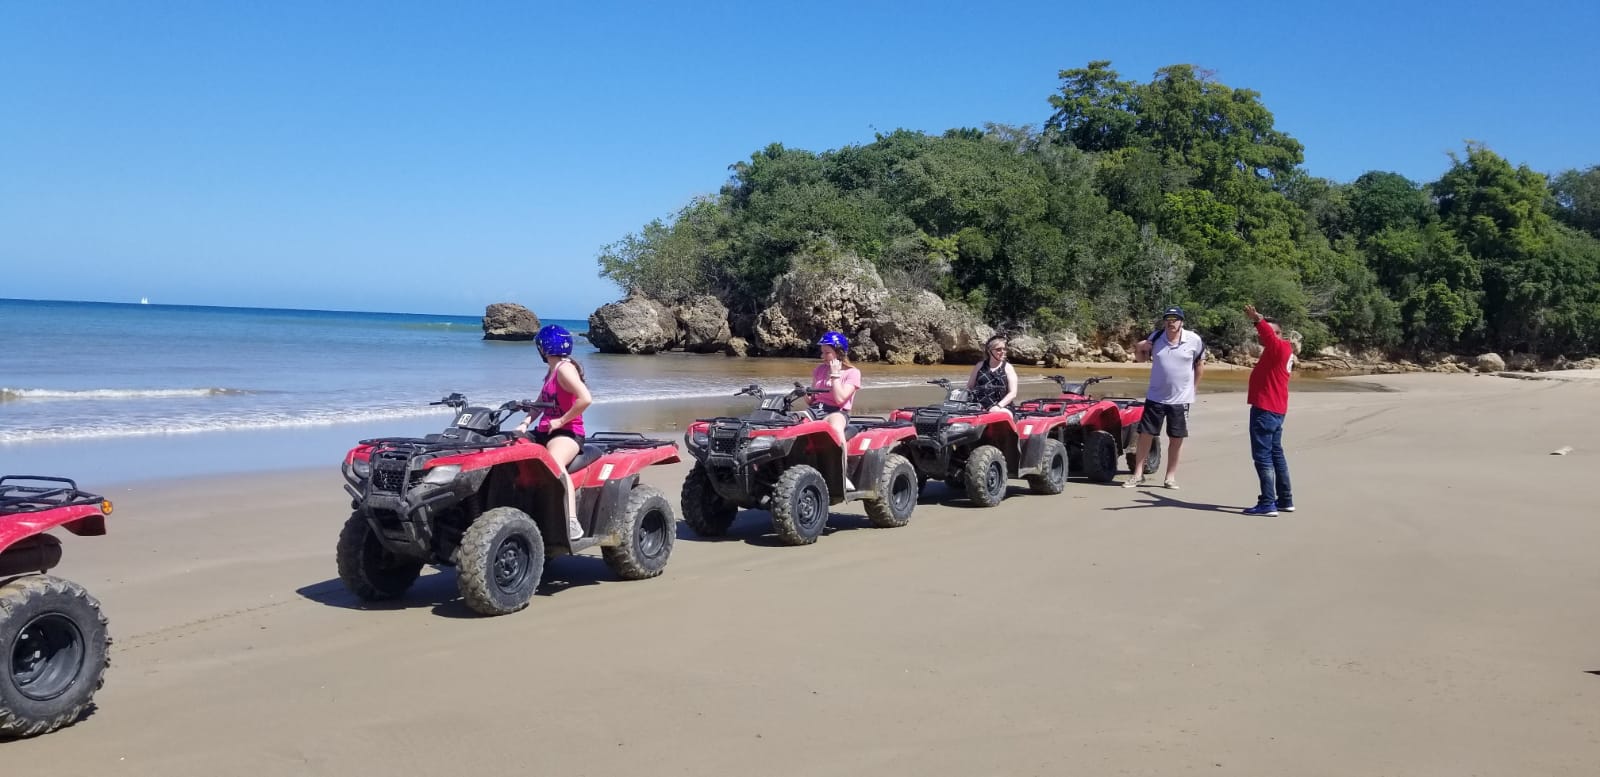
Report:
458,413,473,426
858,437,871,452
598,463,614,480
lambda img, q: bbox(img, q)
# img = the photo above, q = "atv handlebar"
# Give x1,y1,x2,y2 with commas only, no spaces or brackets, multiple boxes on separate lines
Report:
430,392,468,409
1047,374,1112,394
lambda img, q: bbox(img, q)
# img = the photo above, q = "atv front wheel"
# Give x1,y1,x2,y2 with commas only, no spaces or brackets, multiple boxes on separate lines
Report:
457,507,545,616
336,511,424,601
0,575,111,738
603,485,676,580
1128,437,1162,475
680,462,737,537
1083,430,1120,483
864,453,917,528
963,445,1007,507
770,465,829,545
1026,438,1069,495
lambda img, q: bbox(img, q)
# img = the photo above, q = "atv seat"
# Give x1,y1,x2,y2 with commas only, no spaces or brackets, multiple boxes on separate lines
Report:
567,444,605,474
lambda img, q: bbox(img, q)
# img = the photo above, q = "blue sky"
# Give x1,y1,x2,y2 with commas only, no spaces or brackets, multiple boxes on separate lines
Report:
2,1,1596,318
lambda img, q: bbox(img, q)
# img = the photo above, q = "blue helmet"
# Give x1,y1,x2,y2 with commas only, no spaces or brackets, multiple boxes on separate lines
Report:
535,324,574,357
817,331,849,354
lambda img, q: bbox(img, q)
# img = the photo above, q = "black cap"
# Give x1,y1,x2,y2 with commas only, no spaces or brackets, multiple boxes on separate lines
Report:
1162,306,1185,320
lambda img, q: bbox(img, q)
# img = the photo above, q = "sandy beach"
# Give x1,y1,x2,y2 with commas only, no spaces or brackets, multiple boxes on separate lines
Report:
5,373,1600,775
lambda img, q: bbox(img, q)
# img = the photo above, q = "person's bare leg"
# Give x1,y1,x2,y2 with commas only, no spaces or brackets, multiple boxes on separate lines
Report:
826,412,854,489
1124,431,1155,487
1164,436,1185,487
545,435,583,538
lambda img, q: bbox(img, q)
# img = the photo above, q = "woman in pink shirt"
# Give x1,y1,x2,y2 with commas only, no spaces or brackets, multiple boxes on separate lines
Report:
805,331,861,440
513,324,592,538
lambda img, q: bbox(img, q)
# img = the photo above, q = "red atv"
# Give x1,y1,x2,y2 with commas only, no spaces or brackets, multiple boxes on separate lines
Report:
679,382,919,545
889,379,1070,506
0,476,114,738
340,393,681,616
1015,375,1161,482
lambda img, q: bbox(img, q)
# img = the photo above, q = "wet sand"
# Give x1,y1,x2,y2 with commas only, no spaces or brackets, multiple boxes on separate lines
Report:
6,373,1599,775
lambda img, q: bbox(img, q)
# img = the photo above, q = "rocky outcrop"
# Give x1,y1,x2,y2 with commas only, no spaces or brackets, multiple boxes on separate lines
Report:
932,305,994,363
1006,334,1048,365
869,291,952,365
1476,352,1507,372
753,250,889,357
481,303,541,341
587,292,677,354
723,337,750,357
672,295,732,353
1044,332,1091,367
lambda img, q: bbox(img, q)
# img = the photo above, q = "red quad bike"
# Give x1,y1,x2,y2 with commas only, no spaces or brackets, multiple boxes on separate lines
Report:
339,393,681,617
679,382,920,546
1014,375,1161,483
0,476,114,738
889,379,1071,507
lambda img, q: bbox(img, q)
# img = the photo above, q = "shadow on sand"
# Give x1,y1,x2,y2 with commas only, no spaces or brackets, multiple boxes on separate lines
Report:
295,554,615,619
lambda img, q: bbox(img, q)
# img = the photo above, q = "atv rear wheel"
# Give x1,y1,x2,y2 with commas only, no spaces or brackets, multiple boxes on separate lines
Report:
457,507,545,616
963,445,1007,507
1128,437,1162,475
1026,438,1069,495
0,575,110,738
602,485,675,580
680,463,737,537
770,465,829,545
1083,430,1119,483
864,453,917,528
336,511,424,601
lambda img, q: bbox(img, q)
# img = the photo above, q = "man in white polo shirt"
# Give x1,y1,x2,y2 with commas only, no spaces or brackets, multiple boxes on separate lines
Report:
1125,306,1204,489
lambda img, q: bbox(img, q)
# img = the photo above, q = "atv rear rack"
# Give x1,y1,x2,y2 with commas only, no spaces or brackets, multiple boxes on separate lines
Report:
585,432,676,451
0,476,107,515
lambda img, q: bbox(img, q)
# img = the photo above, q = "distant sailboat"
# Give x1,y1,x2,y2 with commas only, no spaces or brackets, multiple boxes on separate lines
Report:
140,297,149,305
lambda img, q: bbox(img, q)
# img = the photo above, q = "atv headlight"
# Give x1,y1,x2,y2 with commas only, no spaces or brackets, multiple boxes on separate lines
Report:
690,431,709,449
421,464,461,485
946,422,973,436
1066,412,1084,425
747,436,776,453
352,459,372,479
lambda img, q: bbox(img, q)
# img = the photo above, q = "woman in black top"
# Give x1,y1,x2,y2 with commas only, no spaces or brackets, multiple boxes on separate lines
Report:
966,334,1019,412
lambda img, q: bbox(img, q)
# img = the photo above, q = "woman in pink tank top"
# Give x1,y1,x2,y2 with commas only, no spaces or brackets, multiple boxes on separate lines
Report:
514,325,592,539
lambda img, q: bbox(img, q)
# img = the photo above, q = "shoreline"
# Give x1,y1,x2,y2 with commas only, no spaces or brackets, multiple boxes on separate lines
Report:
2,366,1391,487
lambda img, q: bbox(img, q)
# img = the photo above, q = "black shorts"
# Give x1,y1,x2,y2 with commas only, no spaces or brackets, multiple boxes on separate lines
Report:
531,429,585,447
1137,400,1190,438
811,404,849,421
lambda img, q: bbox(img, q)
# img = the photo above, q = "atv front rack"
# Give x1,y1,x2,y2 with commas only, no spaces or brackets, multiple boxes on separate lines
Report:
357,435,514,453
0,476,107,515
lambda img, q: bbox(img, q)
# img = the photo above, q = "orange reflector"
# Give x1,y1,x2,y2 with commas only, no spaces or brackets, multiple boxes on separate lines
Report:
101,500,114,515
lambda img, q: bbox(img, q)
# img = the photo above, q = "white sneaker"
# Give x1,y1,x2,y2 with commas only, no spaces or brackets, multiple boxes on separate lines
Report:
1122,477,1144,489
845,477,856,491
567,516,584,541
1163,478,1180,489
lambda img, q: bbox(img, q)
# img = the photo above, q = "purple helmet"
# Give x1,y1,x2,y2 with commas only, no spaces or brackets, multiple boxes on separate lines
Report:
817,331,849,354
535,324,574,357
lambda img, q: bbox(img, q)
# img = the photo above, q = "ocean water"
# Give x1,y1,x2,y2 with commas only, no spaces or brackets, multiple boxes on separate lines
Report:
0,298,953,483
1,298,1371,485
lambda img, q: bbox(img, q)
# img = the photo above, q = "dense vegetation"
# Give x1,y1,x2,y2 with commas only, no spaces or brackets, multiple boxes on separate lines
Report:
598,61,1600,357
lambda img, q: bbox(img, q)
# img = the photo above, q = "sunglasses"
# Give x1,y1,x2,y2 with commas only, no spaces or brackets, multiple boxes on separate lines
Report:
1164,316,1182,322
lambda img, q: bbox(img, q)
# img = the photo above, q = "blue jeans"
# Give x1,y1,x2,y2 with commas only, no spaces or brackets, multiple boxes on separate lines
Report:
1249,407,1291,507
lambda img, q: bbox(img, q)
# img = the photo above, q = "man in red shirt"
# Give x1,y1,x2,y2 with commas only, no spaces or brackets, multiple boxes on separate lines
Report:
1241,304,1294,517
